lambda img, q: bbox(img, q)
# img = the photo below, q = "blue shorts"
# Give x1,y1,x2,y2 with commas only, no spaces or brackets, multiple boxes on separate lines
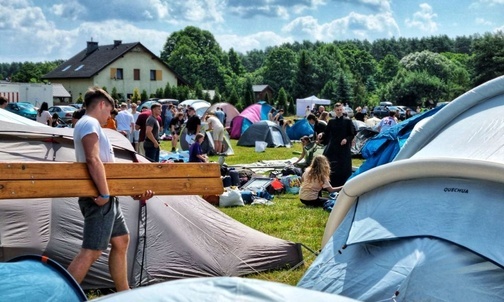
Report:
78,197,129,250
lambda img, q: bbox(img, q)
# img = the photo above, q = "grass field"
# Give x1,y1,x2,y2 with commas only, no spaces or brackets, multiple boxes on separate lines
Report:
160,138,364,286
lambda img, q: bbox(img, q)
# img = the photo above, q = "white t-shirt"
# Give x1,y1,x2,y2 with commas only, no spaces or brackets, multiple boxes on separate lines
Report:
36,111,52,125
378,116,397,133
74,115,115,163
207,116,223,131
116,110,134,132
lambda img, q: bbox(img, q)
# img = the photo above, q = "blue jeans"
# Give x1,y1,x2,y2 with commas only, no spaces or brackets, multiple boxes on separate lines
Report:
144,145,160,162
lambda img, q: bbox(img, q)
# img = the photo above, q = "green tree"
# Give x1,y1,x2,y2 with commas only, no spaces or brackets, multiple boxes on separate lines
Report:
263,47,297,95
160,26,226,90
228,87,239,106
163,82,172,98
471,31,504,86
383,70,446,107
242,78,254,107
111,87,118,100
141,90,148,102
287,96,295,115
276,87,288,111
132,88,141,103
212,87,222,103
228,48,245,76
376,54,399,85
336,73,353,104
194,82,204,99
293,50,317,99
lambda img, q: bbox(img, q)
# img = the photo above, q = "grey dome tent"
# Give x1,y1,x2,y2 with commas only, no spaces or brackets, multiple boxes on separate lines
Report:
0,112,303,290
237,120,291,147
298,76,504,301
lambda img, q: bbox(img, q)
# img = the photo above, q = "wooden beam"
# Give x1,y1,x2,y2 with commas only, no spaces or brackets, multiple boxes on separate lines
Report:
0,162,223,199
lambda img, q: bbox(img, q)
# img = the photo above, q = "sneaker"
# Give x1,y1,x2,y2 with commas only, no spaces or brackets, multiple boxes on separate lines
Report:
171,148,176,152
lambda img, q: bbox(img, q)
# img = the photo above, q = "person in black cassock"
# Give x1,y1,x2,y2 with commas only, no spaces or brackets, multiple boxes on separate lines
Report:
318,102,355,187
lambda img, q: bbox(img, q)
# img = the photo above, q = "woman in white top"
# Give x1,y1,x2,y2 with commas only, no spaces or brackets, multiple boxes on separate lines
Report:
36,102,53,126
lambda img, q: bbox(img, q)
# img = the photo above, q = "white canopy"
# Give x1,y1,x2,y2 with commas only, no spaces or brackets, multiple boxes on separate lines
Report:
296,95,331,116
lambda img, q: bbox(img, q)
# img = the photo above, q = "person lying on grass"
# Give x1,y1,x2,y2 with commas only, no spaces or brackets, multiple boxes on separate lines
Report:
299,155,342,207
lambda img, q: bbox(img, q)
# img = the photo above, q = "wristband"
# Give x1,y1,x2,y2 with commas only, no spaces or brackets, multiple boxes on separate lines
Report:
99,194,110,199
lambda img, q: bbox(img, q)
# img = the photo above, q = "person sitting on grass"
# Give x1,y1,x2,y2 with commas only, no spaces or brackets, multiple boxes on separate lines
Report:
292,135,317,170
299,155,342,207
189,133,208,163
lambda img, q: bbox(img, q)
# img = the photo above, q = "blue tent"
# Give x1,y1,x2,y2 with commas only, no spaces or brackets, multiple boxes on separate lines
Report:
285,118,314,140
350,105,445,179
298,76,504,301
0,255,87,301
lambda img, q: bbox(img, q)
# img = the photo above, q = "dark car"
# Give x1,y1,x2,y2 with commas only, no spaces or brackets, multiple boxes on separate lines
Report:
373,105,406,120
5,102,38,120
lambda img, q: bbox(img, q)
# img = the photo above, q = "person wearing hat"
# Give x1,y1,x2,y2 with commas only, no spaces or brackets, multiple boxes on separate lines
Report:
205,111,224,154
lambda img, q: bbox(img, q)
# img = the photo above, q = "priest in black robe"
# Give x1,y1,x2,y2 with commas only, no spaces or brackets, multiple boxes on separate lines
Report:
319,103,355,187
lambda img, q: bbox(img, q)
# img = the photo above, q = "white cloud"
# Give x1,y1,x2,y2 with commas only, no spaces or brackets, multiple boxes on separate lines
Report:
475,17,493,26
405,3,438,33
51,1,87,21
77,20,170,55
478,0,504,5
282,11,399,42
216,31,294,53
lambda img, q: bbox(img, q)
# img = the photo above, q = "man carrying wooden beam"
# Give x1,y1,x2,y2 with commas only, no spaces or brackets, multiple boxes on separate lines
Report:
68,87,154,291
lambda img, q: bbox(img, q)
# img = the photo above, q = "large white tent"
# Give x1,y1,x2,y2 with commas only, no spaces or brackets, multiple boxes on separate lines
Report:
298,76,504,301
295,95,331,116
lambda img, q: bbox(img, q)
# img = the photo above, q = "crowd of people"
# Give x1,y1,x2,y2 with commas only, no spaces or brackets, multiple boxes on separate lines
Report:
68,97,229,164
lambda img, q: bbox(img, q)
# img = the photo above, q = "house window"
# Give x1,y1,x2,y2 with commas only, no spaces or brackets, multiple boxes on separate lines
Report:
116,68,123,80
134,69,140,81
150,69,162,81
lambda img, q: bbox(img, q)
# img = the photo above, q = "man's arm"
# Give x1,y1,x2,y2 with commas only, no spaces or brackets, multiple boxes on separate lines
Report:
82,133,109,205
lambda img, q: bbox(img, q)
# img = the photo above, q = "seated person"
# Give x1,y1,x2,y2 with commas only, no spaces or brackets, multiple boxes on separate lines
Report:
189,133,208,163
292,136,317,170
299,155,341,207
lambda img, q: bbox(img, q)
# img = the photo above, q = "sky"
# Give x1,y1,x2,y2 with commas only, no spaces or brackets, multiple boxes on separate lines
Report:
1,0,503,63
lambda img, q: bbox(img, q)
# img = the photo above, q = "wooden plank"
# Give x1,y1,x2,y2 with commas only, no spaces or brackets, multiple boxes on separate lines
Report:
0,162,221,180
0,178,223,199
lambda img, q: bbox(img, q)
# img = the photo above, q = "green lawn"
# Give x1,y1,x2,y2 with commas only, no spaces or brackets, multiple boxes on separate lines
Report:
160,138,364,286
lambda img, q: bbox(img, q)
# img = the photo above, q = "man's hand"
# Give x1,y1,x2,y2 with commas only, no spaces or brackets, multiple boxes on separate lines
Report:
94,195,110,206
133,190,155,201
340,138,347,145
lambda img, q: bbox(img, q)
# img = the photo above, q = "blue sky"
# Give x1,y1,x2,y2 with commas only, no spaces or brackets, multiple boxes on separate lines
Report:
0,0,503,63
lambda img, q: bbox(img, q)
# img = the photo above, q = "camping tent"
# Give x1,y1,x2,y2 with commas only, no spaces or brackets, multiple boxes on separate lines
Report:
0,255,87,301
237,120,291,148
94,277,356,302
204,102,240,127
296,96,331,117
285,118,314,140
298,76,504,301
230,102,272,139
0,118,303,290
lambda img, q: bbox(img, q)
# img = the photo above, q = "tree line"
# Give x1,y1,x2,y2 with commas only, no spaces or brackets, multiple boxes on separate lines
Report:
2,27,504,113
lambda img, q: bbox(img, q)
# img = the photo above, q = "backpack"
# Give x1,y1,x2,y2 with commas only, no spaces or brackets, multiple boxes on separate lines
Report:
267,178,285,195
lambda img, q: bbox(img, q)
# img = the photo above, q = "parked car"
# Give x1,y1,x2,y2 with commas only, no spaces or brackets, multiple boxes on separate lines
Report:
69,103,83,110
344,106,354,118
5,102,37,120
48,105,76,124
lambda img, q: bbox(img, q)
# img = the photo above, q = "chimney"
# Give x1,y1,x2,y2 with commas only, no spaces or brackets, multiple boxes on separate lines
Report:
86,41,98,55
114,40,122,47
